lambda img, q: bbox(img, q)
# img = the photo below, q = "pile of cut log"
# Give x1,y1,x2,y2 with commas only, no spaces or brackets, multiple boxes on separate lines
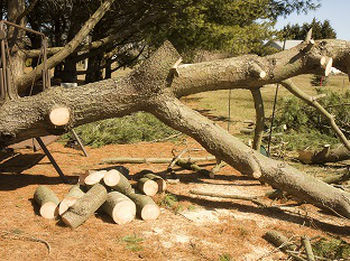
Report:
33,169,166,229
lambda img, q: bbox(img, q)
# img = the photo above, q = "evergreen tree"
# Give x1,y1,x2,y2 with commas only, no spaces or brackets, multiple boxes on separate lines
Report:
283,18,337,40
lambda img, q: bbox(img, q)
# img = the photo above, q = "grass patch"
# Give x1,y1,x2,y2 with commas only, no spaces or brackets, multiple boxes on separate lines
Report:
312,237,350,259
273,88,350,150
219,253,232,261
160,193,178,209
61,112,179,147
121,234,144,252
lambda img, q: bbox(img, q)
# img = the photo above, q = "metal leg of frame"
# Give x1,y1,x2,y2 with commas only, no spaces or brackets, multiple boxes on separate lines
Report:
71,129,88,157
35,137,68,183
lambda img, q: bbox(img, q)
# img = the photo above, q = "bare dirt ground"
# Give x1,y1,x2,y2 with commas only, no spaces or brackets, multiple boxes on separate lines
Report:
0,140,349,261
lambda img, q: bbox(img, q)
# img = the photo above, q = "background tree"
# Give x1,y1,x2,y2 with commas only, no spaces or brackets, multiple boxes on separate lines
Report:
2,0,320,92
283,18,337,40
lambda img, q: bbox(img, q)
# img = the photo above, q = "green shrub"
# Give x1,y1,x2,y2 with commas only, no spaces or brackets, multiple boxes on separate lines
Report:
311,74,329,86
274,89,350,150
61,112,179,147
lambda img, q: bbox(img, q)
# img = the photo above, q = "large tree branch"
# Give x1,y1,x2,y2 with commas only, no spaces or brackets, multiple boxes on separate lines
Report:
16,0,116,92
172,39,350,97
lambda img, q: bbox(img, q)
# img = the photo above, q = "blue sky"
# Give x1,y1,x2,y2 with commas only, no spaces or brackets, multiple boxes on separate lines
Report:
275,0,350,40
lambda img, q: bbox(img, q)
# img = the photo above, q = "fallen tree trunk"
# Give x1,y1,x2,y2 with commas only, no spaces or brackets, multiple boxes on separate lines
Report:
34,185,59,219
61,183,108,229
2,40,350,218
102,191,136,224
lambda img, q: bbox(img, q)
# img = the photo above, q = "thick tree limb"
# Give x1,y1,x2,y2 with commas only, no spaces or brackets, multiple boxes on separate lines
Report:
281,79,350,151
172,39,350,97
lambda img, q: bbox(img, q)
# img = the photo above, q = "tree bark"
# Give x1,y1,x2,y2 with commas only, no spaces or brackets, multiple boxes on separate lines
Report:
251,87,265,150
61,183,108,229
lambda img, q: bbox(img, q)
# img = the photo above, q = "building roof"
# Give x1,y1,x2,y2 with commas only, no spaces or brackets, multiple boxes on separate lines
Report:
268,40,303,50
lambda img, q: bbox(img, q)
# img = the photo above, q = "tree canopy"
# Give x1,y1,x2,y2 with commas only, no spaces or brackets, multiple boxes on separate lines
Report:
283,18,337,40
3,0,320,85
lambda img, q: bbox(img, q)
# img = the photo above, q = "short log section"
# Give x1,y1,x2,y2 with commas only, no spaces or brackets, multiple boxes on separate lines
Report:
102,191,136,224
128,193,160,221
84,170,107,186
137,177,158,196
143,173,167,192
104,171,134,195
34,185,60,219
58,185,85,216
61,183,108,229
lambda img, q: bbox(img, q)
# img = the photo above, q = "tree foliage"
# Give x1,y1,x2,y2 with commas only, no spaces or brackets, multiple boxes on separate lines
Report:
3,0,320,84
283,18,337,40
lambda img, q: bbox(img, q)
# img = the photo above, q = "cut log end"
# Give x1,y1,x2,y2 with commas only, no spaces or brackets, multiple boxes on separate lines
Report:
259,71,267,79
40,202,58,219
138,178,158,196
58,197,78,216
141,204,160,221
103,169,121,187
84,170,107,185
112,201,136,225
323,57,333,77
49,106,70,126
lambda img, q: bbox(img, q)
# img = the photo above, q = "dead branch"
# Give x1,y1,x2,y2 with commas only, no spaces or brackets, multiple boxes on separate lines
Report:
1,230,51,254
251,87,265,150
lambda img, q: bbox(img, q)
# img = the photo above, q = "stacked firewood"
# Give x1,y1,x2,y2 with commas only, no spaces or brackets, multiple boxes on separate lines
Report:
33,169,166,229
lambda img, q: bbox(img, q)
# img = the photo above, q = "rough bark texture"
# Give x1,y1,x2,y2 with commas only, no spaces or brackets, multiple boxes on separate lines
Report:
2,40,350,218
251,88,265,150
61,183,107,229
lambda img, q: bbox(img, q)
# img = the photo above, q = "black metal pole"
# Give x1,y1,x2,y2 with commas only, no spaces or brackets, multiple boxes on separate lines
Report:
71,129,88,157
35,137,68,183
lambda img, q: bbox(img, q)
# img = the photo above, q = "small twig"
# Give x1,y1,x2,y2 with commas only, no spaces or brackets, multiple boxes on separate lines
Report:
302,236,315,261
1,230,51,254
